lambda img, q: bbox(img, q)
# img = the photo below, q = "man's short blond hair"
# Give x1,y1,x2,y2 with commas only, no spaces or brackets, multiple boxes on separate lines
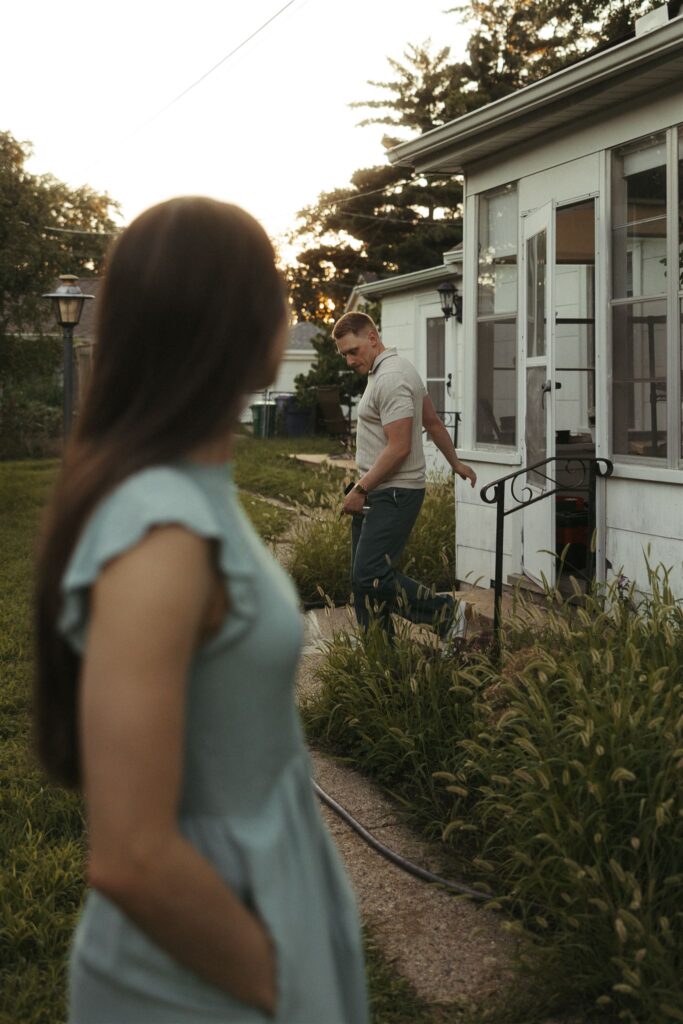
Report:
331,311,378,340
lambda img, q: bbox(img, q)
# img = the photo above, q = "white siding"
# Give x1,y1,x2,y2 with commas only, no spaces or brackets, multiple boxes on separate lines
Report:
456,459,519,589
466,91,683,198
271,351,316,394
241,350,315,422
382,290,462,479
605,477,683,592
517,154,600,212
380,294,417,360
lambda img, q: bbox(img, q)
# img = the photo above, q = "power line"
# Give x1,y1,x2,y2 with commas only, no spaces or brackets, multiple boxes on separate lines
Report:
318,181,414,208
314,174,459,211
333,210,459,226
121,1,302,141
42,225,120,236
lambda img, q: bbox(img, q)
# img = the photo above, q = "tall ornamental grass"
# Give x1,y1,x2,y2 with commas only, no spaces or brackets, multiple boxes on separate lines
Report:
303,572,683,1022
287,478,456,605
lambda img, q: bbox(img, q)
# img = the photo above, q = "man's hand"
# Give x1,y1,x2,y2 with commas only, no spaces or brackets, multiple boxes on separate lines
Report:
343,487,367,516
453,460,477,488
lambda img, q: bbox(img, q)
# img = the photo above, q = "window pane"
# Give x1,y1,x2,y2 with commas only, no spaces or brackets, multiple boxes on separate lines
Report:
612,299,667,458
612,134,667,301
426,317,445,378
478,185,518,315
679,127,683,288
612,134,667,228
427,380,445,411
526,229,547,357
613,219,667,298
555,201,596,437
476,319,516,445
525,365,547,484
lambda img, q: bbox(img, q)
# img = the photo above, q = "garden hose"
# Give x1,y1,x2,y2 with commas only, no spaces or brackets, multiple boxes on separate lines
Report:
313,781,494,901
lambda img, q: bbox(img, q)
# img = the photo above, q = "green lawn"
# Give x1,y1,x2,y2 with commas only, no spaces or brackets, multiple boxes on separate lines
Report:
0,453,452,1024
234,432,347,505
0,460,83,1024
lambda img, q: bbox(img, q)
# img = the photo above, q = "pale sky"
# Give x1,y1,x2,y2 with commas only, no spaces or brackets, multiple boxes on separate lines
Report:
2,1,469,252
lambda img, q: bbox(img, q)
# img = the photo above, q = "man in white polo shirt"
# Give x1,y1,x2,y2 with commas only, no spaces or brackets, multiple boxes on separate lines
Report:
333,311,476,639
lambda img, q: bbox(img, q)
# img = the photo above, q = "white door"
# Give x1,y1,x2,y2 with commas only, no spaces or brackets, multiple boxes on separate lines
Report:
421,305,457,468
521,203,556,587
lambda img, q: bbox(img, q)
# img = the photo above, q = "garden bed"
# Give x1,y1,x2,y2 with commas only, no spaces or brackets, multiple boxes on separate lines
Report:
302,584,683,1023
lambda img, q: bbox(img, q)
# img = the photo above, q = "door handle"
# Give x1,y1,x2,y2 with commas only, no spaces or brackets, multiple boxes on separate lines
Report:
446,372,452,395
541,379,561,408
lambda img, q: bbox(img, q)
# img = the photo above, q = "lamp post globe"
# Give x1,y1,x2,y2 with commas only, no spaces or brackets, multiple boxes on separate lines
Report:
42,275,94,439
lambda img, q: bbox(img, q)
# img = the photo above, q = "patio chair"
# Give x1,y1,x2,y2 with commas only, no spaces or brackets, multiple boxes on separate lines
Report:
315,385,353,450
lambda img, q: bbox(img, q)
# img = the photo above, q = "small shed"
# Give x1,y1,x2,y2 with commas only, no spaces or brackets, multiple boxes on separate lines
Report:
347,247,463,476
388,5,683,597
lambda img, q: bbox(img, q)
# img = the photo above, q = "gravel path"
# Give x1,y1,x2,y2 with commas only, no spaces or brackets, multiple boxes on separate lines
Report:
297,606,520,1014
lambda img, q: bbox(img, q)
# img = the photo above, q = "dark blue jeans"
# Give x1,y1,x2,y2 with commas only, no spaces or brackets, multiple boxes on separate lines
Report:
350,486,454,633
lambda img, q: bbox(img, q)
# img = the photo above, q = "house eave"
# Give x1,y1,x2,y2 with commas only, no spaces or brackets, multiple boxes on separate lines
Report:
389,15,683,173
353,262,461,301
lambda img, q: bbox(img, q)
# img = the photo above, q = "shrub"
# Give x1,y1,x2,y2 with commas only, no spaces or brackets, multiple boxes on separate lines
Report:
0,393,62,459
304,571,683,1022
0,336,63,459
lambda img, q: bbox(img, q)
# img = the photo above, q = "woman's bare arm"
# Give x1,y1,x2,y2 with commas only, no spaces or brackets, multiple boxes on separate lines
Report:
80,525,276,1015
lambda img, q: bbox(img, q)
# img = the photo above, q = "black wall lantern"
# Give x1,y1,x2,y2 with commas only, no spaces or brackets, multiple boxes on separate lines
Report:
437,279,462,323
43,274,94,439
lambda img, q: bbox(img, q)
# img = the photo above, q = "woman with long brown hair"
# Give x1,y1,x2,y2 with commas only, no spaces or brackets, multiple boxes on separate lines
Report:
34,197,368,1023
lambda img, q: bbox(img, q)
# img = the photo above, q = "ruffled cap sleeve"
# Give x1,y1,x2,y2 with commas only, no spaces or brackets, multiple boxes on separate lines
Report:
58,466,256,654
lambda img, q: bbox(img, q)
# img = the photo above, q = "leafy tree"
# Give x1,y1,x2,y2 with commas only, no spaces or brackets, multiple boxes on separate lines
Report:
443,0,661,111
293,327,366,412
0,131,119,337
287,46,463,322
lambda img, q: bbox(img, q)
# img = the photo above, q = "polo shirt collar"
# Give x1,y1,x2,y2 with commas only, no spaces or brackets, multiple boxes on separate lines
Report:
369,348,397,374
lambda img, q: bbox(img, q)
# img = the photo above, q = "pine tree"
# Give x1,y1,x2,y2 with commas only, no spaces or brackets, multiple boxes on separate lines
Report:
286,0,663,321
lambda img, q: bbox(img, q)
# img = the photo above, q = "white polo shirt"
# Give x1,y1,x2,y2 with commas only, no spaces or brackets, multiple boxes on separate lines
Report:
355,348,427,490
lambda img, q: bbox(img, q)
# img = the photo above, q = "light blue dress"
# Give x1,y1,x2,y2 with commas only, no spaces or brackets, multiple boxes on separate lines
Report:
58,461,369,1024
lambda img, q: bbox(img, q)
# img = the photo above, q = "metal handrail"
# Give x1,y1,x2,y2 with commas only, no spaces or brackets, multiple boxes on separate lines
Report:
427,410,461,446
480,455,614,655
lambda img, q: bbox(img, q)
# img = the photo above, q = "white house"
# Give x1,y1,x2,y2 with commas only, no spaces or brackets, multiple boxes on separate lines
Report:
385,4,683,597
243,321,318,423
347,248,463,477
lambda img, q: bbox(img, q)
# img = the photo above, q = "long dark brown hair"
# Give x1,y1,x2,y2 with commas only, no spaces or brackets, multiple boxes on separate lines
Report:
34,197,286,788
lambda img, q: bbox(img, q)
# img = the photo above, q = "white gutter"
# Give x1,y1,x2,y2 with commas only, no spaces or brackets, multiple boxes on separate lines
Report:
353,261,461,300
389,15,683,170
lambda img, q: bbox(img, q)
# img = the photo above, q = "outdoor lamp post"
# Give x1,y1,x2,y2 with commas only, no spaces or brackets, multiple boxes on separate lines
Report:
42,275,94,439
437,279,463,323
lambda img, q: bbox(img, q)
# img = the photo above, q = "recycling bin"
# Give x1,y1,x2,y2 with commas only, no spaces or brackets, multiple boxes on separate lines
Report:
250,400,277,438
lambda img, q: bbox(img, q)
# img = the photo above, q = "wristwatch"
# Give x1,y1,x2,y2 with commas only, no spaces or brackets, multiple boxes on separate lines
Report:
353,482,369,496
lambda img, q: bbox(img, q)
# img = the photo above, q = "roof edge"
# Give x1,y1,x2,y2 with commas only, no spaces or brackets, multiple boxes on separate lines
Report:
353,261,461,300
389,15,683,171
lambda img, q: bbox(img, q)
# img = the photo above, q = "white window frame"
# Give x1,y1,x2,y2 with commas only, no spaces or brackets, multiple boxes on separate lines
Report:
474,181,519,452
608,126,682,470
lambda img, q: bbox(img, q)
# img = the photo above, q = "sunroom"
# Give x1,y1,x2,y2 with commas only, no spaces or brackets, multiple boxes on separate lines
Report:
389,6,683,597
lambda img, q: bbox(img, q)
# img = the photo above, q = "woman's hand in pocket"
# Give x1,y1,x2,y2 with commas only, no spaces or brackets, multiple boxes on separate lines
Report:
249,917,278,1018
